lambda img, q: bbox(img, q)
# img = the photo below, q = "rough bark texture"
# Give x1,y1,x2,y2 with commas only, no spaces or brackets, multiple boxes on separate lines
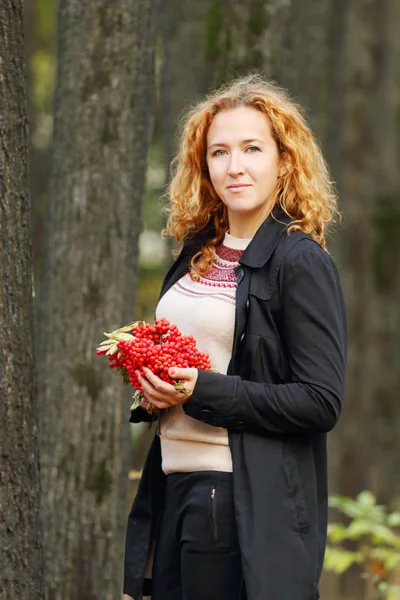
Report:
36,1,157,598
0,1,45,599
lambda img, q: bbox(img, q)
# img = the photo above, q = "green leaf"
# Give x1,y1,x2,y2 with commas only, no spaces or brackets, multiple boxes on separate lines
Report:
103,331,115,339
324,547,359,574
329,495,352,508
357,491,376,508
388,512,400,527
105,342,119,356
346,519,374,540
113,332,134,342
174,382,191,395
98,339,114,346
370,547,400,570
117,367,130,385
327,523,347,543
329,496,364,519
371,524,399,545
130,390,144,411
388,585,400,600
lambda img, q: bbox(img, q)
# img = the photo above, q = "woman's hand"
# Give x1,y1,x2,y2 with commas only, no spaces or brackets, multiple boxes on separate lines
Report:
137,366,198,410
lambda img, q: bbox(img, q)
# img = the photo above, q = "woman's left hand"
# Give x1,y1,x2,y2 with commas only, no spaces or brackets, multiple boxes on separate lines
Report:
136,366,198,409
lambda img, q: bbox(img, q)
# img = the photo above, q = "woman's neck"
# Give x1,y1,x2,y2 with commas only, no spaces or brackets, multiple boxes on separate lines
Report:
227,205,272,239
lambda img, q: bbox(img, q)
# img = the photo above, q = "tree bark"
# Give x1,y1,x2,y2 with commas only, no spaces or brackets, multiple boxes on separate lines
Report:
36,1,157,598
0,1,45,599
158,0,210,175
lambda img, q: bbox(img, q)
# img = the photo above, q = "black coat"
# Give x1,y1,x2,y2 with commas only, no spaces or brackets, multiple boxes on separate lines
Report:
123,207,347,600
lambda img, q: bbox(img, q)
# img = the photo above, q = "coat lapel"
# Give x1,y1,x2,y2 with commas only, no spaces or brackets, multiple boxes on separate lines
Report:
228,265,251,375
239,205,292,269
157,254,190,302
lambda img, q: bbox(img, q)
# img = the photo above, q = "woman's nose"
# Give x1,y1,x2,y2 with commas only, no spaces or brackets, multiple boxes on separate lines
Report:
227,153,245,176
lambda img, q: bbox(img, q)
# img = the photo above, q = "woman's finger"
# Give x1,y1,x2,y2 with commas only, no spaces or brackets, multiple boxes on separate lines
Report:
147,397,169,410
142,367,175,393
136,369,192,407
136,371,168,400
168,367,198,382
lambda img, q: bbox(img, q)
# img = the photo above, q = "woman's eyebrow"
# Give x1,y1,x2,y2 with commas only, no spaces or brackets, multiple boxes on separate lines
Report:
208,138,265,149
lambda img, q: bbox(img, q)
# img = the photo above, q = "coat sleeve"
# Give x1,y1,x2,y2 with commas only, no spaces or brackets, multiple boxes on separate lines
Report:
129,406,157,424
183,246,347,435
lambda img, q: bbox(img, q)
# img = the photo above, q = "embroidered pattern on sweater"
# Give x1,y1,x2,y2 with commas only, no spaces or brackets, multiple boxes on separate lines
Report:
174,243,243,305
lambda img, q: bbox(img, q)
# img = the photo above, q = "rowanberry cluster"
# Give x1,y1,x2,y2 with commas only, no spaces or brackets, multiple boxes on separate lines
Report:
97,318,211,392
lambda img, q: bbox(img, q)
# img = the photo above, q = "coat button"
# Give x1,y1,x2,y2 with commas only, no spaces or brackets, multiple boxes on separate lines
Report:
236,421,244,430
240,332,245,343
200,409,212,422
246,299,250,309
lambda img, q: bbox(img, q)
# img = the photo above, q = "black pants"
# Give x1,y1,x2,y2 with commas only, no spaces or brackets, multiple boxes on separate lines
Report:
151,470,243,600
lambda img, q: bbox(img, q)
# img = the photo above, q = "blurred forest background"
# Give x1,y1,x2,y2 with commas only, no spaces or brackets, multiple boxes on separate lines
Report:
1,0,400,599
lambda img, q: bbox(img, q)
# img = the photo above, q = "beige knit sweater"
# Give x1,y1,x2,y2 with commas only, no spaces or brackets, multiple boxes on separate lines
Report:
155,232,251,474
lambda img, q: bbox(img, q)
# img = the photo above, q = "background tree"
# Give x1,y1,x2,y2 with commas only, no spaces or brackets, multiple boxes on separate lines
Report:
0,1,45,598
36,0,157,598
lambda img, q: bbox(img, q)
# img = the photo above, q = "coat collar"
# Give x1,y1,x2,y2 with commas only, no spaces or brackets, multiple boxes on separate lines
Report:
180,204,293,269
239,204,292,268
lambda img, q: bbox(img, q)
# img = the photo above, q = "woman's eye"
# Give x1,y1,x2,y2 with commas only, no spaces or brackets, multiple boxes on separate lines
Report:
246,145,260,153
212,149,226,157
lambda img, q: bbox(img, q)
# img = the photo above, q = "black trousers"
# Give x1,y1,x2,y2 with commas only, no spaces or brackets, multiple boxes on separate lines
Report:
151,470,244,600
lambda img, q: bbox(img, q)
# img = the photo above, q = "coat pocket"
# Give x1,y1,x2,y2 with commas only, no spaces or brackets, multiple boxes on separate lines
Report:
209,485,218,542
282,447,309,537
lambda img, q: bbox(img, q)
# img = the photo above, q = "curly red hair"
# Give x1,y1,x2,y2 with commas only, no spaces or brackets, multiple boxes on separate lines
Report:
163,74,339,279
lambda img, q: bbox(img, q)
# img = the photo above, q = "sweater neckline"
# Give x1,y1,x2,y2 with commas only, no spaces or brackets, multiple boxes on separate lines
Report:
223,232,252,251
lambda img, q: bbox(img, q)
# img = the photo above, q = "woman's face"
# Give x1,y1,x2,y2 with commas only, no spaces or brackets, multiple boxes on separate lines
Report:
206,106,282,236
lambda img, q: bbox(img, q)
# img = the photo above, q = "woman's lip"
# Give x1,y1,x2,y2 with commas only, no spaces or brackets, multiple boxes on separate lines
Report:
227,184,251,189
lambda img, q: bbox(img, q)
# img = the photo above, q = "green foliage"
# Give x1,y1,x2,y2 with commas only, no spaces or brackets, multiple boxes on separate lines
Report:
30,0,57,151
326,491,400,599
31,49,55,113
31,0,57,114
36,0,57,44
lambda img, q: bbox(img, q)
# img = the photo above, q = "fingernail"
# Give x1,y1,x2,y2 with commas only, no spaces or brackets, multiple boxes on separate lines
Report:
169,368,176,375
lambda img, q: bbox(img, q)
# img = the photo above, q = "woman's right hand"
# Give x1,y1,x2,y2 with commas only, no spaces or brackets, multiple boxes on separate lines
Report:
140,398,151,411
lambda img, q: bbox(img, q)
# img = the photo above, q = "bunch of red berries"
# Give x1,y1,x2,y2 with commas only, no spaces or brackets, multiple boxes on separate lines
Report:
96,318,211,393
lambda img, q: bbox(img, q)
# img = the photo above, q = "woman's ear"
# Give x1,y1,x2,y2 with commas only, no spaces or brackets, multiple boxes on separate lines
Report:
278,165,288,178
278,153,290,177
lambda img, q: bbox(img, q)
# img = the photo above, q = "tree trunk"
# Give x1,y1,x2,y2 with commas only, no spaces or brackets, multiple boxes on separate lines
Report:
158,0,210,175
0,1,45,599
36,1,157,598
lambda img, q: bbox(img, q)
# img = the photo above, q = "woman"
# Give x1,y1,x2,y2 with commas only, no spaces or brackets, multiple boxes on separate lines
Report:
123,74,347,600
